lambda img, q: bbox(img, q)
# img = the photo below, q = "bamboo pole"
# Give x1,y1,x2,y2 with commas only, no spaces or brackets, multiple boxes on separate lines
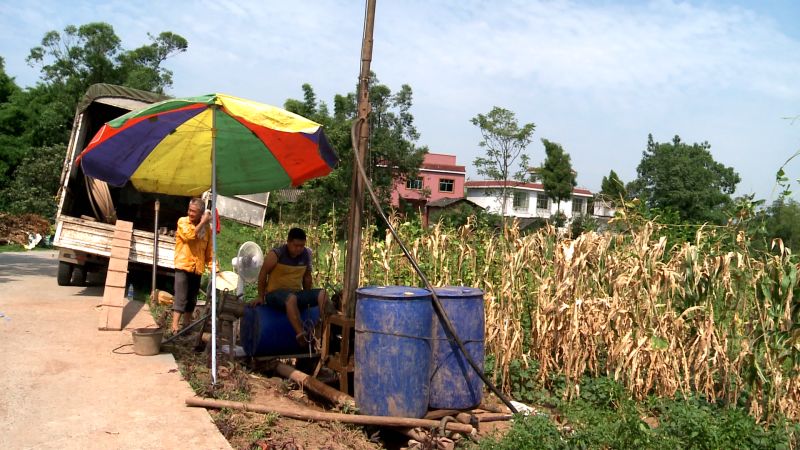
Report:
274,362,354,408
185,397,475,434
342,0,377,318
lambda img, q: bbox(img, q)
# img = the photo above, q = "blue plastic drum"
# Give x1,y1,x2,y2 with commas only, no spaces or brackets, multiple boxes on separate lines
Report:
429,286,485,409
355,286,433,418
240,304,320,356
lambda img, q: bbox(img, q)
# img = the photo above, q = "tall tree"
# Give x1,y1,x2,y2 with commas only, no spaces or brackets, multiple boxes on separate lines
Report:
27,23,187,97
471,107,536,215
0,57,24,192
600,169,626,204
627,134,740,224
282,76,427,230
0,23,187,216
539,139,576,213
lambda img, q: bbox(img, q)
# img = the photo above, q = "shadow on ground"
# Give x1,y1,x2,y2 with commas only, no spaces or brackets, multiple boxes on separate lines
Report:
0,251,57,283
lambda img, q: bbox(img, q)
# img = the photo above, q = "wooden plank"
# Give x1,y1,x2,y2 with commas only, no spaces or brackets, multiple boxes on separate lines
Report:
99,305,123,331
108,257,129,273
111,237,132,250
115,220,133,232
102,286,126,306
110,246,131,260
97,306,109,329
105,271,128,289
113,229,133,240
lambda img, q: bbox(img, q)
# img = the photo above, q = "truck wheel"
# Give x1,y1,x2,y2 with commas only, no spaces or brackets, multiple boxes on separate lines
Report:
57,262,74,286
72,265,87,286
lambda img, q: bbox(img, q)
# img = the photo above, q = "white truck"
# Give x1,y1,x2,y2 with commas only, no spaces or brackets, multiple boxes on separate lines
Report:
53,84,269,286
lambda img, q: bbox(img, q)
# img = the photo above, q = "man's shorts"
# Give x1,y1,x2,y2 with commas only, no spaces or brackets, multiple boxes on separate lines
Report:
173,269,201,313
265,289,323,311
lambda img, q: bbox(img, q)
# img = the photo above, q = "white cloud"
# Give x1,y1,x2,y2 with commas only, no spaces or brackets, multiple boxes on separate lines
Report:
1,0,798,199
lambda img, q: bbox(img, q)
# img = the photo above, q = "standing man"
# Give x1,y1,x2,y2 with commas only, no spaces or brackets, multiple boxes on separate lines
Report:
172,198,213,334
256,227,328,347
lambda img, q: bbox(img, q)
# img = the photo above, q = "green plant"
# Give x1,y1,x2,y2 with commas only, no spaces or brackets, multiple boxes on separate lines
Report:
474,414,565,450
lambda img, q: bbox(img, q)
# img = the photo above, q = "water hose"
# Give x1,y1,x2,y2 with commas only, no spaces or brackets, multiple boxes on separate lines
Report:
349,119,518,414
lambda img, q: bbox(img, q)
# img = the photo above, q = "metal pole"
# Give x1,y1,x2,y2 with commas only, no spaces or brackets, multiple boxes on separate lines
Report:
342,0,376,318
210,106,218,386
151,199,159,303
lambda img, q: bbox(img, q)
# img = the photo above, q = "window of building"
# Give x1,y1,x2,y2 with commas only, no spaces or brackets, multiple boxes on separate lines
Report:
572,197,585,214
536,195,549,210
513,191,529,210
406,178,423,190
439,178,454,192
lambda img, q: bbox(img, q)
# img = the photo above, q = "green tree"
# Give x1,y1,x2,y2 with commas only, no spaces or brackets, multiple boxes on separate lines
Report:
0,23,187,215
763,199,800,254
627,134,740,224
282,77,427,231
0,57,25,192
471,107,536,215
26,23,187,97
539,139,576,213
600,169,626,204
0,144,66,218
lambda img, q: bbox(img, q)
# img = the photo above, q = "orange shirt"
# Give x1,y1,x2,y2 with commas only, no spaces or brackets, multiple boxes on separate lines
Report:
174,216,212,275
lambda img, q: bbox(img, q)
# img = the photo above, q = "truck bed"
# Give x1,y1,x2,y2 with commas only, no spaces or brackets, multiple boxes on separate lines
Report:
54,215,176,269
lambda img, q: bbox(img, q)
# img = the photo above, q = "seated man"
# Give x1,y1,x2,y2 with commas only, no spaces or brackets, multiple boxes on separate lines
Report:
255,227,328,347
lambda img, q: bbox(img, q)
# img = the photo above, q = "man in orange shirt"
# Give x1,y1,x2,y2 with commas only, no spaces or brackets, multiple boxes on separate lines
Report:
172,198,213,334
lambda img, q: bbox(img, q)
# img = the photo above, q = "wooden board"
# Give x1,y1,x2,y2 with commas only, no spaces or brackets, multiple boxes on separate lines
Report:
53,215,176,269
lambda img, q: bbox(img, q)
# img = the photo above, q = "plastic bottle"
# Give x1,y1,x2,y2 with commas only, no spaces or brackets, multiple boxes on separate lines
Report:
127,284,135,301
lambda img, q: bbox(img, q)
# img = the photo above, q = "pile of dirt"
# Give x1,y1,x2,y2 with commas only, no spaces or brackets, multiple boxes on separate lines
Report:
0,213,51,246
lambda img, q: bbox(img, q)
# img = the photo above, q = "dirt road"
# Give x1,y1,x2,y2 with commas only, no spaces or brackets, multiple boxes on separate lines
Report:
0,250,231,449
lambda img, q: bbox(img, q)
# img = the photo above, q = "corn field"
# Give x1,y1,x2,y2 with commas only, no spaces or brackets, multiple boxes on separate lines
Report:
262,216,800,424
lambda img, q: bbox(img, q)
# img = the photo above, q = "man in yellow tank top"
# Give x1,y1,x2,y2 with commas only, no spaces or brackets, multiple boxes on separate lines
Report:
256,228,328,346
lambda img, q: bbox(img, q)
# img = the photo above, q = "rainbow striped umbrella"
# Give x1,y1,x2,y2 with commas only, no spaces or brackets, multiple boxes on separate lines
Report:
77,93,338,196
76,93,337,385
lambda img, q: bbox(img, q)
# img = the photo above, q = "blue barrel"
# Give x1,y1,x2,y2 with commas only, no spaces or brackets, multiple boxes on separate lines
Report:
240,305,320,356
429,287,485,409
355,286,433,418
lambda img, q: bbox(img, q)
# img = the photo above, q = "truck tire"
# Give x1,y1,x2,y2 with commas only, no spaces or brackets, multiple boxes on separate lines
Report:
57,262,74,286
72,265,87,286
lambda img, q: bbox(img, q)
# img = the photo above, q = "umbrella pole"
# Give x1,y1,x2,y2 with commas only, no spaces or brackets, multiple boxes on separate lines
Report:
211,110,218,386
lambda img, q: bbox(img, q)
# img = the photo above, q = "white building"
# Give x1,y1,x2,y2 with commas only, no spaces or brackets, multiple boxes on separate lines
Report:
464,180,596,219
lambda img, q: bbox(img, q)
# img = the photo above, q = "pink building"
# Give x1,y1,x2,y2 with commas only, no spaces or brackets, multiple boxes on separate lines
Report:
391,153,466,209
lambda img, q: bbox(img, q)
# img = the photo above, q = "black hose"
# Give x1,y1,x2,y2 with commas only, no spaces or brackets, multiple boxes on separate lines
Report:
349,119,518,414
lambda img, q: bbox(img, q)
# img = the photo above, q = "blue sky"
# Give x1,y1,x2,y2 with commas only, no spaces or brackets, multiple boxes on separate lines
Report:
1,0,798,202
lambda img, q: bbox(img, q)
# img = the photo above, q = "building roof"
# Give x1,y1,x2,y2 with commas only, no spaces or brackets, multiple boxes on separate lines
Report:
426,197,479,208
420,163,466,173
465,180,593,196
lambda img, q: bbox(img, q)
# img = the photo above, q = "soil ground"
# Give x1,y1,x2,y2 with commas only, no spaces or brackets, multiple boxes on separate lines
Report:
1,249,512,450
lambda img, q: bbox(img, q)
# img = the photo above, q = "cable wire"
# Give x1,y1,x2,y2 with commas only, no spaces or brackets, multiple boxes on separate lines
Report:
349,118,518,414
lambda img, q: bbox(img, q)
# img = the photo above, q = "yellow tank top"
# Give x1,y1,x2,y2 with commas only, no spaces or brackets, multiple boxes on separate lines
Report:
266,245,312,292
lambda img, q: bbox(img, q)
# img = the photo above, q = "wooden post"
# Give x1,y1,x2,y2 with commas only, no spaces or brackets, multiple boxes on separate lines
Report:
275,362,354,409
151,199,159,303
342,0,377,319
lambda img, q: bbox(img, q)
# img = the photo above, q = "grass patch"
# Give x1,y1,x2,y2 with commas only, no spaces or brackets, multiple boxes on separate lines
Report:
473,376,800,450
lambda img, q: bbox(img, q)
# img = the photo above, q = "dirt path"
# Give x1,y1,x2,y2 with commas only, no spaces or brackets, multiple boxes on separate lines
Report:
0,250,231,449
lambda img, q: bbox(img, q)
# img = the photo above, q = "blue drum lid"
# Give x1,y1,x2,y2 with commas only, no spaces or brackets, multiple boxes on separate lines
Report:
432,286,483,297
356,285,430,299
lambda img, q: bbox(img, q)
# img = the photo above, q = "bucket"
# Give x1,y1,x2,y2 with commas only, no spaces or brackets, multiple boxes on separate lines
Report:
240,305,320,356
429,287,485,409
132,328,164,356
355,286,433,418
